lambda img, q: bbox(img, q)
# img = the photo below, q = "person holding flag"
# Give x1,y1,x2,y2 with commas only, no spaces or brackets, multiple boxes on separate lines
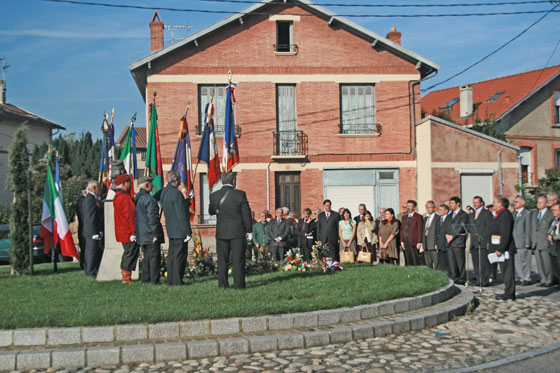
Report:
222,75,240,172
171,109,195,220
113,174,139,284
40,154,80,264
197,96,221,190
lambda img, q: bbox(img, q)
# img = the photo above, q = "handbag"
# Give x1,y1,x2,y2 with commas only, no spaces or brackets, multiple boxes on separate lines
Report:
357,246,372,263
340,242,355,263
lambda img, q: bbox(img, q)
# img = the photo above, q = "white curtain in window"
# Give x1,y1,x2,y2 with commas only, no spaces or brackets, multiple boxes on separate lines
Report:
277,85,297,155
200,85,227,135
341,85,375,133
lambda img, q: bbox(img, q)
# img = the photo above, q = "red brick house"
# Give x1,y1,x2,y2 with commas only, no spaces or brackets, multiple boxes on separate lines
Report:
422,65,560,186
129,0,440,230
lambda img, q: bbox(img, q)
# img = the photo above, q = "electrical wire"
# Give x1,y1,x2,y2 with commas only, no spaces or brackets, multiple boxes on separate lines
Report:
41,0,560,17
422,3,559,92
199,0,554,7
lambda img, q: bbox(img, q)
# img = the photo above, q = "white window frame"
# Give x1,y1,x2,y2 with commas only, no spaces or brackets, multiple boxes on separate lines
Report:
340,84,376,134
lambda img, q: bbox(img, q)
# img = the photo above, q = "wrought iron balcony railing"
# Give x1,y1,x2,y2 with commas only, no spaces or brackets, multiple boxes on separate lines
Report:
274,44,298,53
272,130,308,157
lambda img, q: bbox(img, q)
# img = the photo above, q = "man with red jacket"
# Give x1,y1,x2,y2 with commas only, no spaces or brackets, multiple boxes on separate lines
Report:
113,174,138,284
400,200,424,266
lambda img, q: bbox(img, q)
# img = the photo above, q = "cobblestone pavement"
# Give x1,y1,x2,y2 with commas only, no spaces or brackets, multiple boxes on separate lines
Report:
17,283,560,373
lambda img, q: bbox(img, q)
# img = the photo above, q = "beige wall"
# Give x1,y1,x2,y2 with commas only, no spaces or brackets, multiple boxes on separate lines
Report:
0,120,52,204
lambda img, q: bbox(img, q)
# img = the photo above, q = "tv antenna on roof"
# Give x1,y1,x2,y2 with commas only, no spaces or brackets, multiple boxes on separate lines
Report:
0,57,10,83
164,23,192,45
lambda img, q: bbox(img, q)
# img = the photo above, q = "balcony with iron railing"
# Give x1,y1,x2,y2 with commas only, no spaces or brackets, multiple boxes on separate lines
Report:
274,44,298,55
338,122,381,136
272,130,308,160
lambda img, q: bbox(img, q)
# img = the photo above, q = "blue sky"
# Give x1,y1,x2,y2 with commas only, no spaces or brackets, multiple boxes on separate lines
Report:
1,0,559,137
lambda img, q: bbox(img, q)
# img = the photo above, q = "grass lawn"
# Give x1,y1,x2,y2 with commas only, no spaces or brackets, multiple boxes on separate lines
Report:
0,262,448,329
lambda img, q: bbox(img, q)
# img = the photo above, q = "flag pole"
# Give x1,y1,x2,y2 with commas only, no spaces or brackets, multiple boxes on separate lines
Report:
193,90,215,182
145,92,157,177
48,148,58,273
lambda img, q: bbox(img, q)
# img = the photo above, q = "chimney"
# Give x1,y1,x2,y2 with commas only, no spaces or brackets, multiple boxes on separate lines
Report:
0,80,5,104
386,26,402,45
460,85,473,118
150,11,164,53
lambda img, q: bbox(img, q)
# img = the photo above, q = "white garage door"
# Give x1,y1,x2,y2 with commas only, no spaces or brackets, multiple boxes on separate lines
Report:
324,185,375,218
461,173,493,207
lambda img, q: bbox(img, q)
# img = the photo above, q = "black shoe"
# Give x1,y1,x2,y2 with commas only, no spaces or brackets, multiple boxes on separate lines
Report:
515,280,522,285
544,283,553,288
537,283,547,287
522,281,532,286
495,294,516,301
481,282,490,287
454,280,465,285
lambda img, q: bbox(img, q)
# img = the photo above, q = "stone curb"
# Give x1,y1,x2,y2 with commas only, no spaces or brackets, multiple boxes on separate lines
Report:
0,283,471,371
0,280,455,349
445,339,560,373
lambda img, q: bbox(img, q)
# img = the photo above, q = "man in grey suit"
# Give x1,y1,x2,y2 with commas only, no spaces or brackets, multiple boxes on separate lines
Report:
532,195,555,287
422,201,439,270
160,170,192,286
469,196,493,287
513,196,532,286
268,208,290,261
446,196,469,285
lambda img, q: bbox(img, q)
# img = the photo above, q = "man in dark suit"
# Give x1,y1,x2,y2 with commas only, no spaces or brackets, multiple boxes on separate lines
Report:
513,196,532,285
209,172,253,289
469,196,493,287
76,184,87,269
268,208,290,261
161,170,192,286
490,196,516,300
82,180,103,277
297,208,316,260
435,203,452,276
445,196,469,284
547,203,560,287
316,199,341,260
354,204,367,226
400,200,424,266
532,195,555,287
422,201,438,270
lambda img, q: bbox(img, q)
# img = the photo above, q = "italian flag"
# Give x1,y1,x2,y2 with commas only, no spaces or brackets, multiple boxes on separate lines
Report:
120,124,137,197
40,161,79,260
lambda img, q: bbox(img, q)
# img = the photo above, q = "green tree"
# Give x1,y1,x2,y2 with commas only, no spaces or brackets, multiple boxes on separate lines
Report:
7,124,30,275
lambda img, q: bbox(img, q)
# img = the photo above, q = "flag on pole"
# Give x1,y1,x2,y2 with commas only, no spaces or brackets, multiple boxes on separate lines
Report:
197,102,221,189
55,154,63,205
171,114,195,221
120,120,138,196
145,103,163,193
40,156,79,260
222,83,239,172
99,112,115,188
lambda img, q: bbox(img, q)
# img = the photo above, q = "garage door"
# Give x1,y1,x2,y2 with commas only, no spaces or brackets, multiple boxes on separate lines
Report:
324,185,375,218
461,173,493,208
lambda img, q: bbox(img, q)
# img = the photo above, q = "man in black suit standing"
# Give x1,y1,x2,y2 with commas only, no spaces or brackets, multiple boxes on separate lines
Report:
82,180,103,277
209,172,253,289
161,170,192,286
435,203,452,276
354,204,367,226
268,208,290,261
316,199,341,260
445,196,469,284
297,208,316,260
470,196,493,287
422,201,438,270
76,184,88,269
490,196,516,300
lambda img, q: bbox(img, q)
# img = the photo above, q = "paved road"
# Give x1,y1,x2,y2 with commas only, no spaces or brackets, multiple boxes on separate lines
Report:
482,349,560,373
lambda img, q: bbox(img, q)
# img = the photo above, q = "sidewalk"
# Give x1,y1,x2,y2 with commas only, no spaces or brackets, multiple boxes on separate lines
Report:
68,280,560,372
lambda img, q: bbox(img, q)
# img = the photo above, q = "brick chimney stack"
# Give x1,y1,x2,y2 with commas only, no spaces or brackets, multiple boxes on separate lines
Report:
386,26,402,45
150,11,164,53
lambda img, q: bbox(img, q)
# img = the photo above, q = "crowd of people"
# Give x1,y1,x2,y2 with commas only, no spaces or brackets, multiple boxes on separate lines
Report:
74,168,560,299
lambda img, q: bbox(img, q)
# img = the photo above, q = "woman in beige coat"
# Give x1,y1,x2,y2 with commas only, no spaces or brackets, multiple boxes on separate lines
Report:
357,210,378,262
378,208,400,265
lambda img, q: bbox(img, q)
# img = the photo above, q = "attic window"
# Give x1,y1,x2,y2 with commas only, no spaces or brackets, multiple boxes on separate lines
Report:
276,21,294,53
441,97,459,109
486,91,505,102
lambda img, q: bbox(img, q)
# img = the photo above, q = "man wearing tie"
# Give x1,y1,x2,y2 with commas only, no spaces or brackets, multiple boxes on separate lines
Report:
490,196,516,301
354,204,367,225
400,200,424,266
422,201,439,270
513,196,532,286
435,204,452,275
316,199,341,260
532,195,554,287
268,208,290,261
547,203,560,286
445,196,469,285
469,196,493,287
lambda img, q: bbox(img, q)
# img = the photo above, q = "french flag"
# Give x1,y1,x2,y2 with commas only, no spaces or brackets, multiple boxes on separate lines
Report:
197,102,222,190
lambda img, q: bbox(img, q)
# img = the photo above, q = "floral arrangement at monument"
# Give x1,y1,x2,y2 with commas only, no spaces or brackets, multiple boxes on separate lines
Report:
185,231,216,278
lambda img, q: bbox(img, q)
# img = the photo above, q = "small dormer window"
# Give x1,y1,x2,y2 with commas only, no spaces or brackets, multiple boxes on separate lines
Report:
276,21,293,53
